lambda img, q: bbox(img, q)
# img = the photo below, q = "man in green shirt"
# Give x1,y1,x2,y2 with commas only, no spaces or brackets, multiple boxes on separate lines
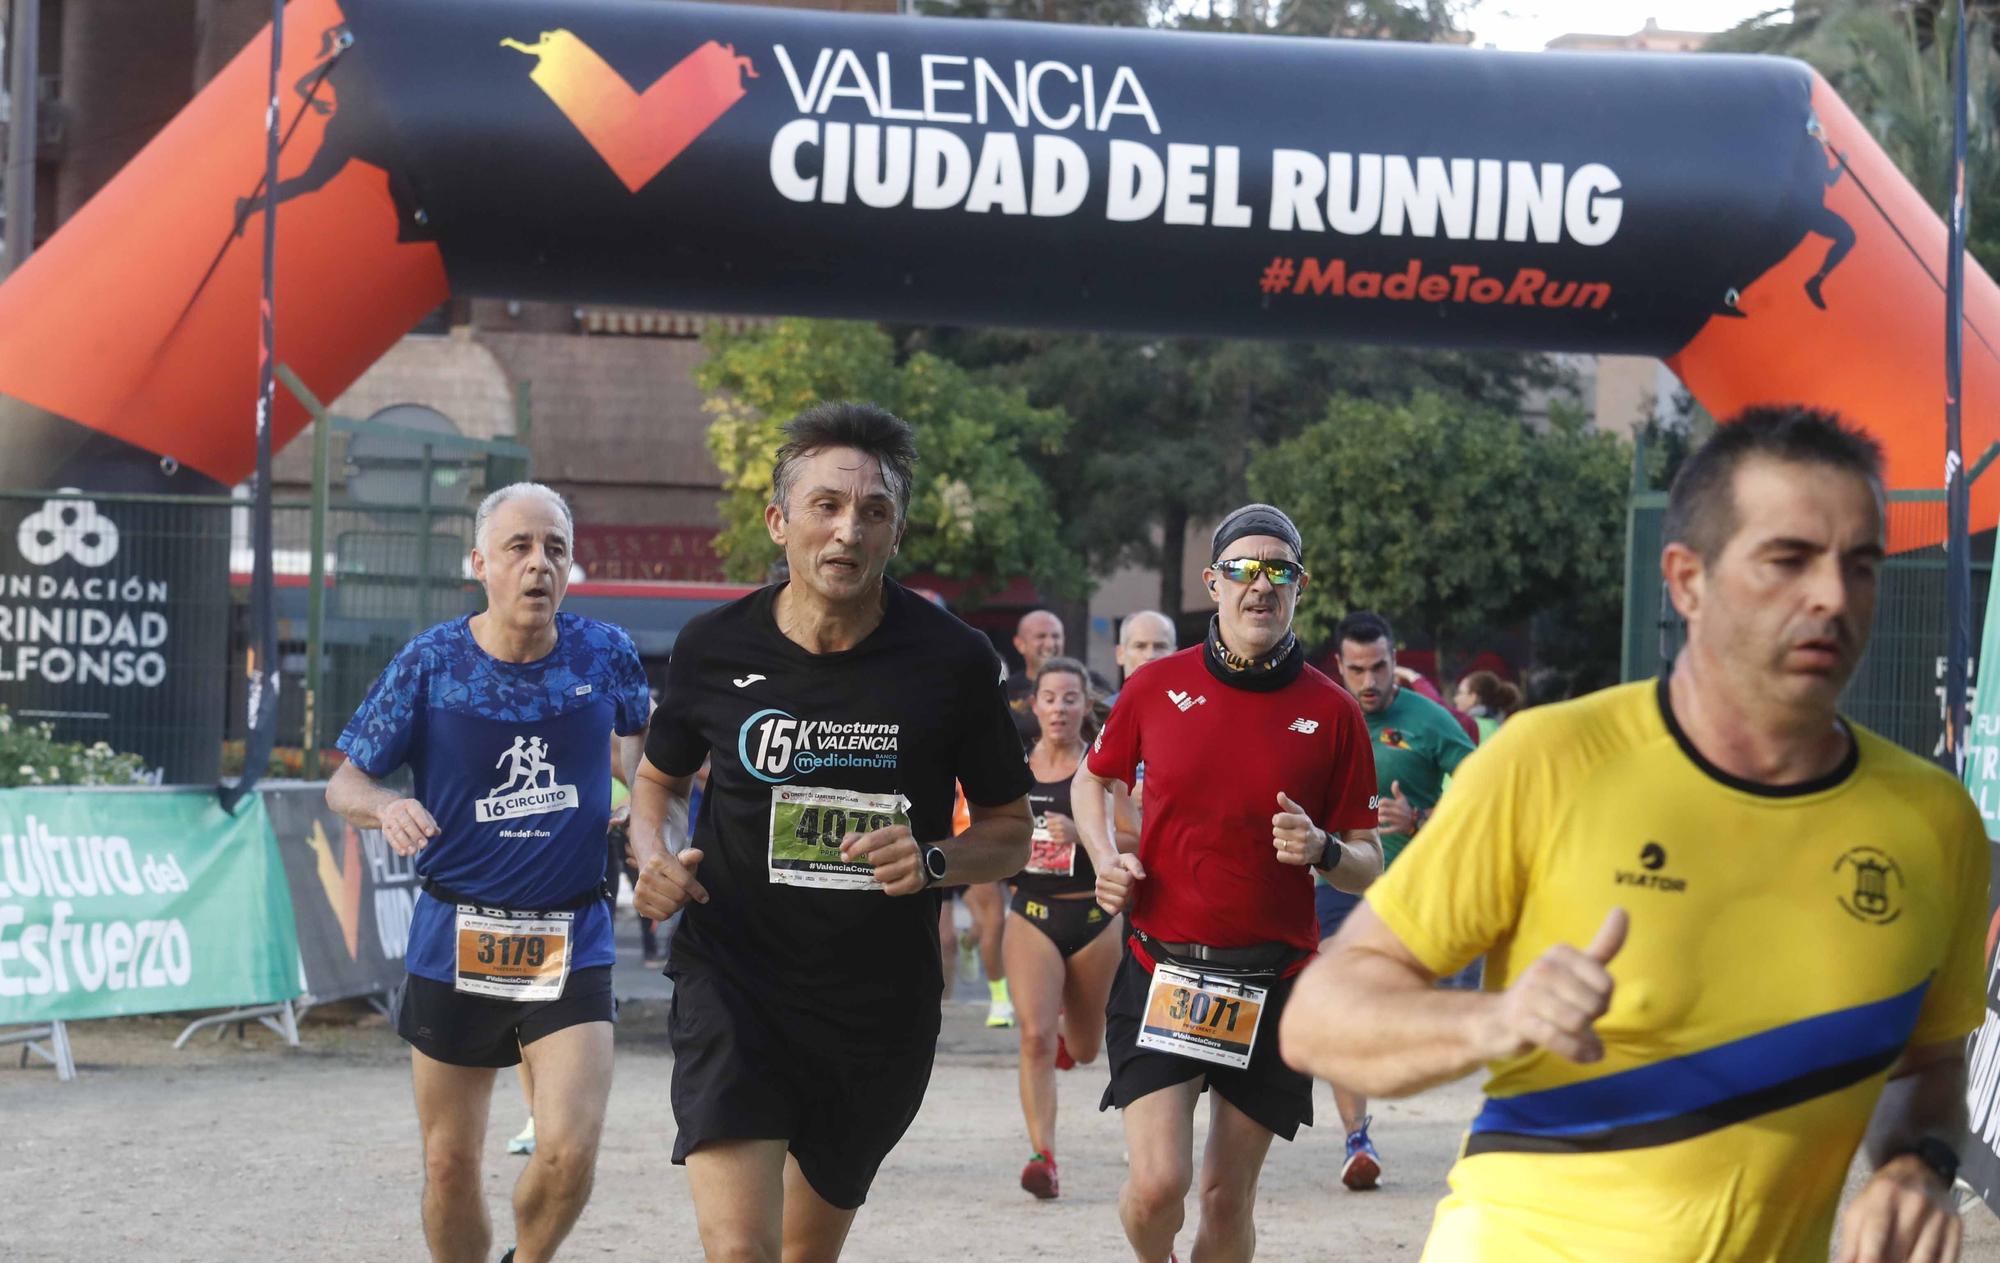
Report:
1316,609,1476,1191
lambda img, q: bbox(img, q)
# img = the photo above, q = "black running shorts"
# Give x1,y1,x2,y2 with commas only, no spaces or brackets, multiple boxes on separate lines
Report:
1098,943,1314,1141
1009,888,1119,959
395,966,615,1068
667,963,938,1210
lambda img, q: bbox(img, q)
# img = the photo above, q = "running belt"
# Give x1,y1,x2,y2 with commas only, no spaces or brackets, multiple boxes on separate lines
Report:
419,873,614,913
1131,927,1306,977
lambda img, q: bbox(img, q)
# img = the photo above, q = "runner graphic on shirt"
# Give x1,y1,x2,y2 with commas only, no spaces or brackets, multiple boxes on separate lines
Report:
526,737,557,789
495,737,534,795
479,735,579,822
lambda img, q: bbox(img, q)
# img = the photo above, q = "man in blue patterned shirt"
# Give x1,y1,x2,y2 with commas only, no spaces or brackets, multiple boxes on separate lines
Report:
328,483,649,1263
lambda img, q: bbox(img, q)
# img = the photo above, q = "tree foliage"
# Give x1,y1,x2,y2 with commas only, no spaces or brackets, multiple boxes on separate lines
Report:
697,320,1073,602
915,326,1571,616
1248,392,1630,667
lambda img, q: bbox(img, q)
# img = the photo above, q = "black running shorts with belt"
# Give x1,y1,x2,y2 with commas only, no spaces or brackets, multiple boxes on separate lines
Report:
1099,935,1314,1141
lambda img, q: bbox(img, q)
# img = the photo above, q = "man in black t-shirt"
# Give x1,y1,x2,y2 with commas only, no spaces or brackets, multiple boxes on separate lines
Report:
630,403,1033,1259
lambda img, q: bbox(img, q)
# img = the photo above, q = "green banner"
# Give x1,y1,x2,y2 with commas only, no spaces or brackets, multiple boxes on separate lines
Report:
1965,578,2000,837
0,788,301,1023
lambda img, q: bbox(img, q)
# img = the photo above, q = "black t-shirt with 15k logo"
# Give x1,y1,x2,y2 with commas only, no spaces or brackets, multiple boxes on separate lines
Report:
646,579,1031,1041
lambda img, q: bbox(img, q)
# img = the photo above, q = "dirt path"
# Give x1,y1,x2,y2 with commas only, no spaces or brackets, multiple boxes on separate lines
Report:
5,999,1999,1261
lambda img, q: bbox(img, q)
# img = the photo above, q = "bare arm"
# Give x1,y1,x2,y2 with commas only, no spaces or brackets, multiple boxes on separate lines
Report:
1833,1041,1968,1263
628,755,693,869
1271,794,1381,892
1280,901,1628,1097
839,793,1032,894
1073,764,1125,875
935,796,1033,886
612,731,645,789
1320,829,1384,894
1075,763,1148,915
326,760,438,858
1280,903,1496,1095
1864,1041,1969,1168
1111,780,1142,854
629,755,704,919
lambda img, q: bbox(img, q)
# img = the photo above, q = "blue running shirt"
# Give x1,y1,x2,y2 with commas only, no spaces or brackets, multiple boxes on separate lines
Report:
337,613,650,984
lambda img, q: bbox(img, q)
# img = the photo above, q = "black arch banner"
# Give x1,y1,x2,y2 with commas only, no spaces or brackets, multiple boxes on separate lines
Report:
0,0,1994,520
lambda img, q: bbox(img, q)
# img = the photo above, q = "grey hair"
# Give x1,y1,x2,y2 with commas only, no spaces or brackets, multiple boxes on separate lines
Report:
475,482,574,552
769,402,918,524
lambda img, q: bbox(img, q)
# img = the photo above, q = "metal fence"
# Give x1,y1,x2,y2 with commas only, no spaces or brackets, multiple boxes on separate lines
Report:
0,488,482,781
1622,491,1989,763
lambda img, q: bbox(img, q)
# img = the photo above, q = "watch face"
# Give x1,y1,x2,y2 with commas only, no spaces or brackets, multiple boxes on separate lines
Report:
926,847,949,879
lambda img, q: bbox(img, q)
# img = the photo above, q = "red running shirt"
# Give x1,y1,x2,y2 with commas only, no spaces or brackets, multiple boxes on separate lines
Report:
1088,647,1378,958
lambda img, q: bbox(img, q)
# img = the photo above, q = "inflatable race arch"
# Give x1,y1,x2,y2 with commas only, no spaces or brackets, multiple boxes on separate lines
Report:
1,0,1996,548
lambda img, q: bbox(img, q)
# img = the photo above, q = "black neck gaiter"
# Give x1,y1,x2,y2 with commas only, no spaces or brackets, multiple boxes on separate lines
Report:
1202,616,1305,692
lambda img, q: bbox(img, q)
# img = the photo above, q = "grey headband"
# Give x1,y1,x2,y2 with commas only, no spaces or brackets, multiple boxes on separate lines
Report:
1211,503,1303,563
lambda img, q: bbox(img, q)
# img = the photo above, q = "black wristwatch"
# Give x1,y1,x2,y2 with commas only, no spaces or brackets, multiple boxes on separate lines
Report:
1890,1137,1960,1189
1312,829,1341,873
919,842,950,887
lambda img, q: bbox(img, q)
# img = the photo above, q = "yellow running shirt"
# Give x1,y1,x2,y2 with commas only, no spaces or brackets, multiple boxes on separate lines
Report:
1368,678,1989,1263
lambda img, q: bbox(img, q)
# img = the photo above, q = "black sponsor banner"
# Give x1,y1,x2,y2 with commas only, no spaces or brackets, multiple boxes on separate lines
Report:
263,783,413,1003
1960,831,2000,1203
0,483,227,785
331,0,1817,354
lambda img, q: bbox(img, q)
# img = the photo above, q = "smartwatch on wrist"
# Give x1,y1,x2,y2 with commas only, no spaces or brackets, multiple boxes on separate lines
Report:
1311,829,1341,872
919,842,950,888
1890,1137,1960,1189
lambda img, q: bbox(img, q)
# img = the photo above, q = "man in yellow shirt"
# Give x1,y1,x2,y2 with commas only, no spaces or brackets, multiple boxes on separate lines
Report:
1280,405,1987,1263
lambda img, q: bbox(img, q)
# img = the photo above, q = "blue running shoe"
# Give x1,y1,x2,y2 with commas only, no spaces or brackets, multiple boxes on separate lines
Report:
1342,1115,1381,1190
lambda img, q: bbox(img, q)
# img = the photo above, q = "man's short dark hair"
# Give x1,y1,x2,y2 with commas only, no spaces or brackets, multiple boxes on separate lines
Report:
1335,610,1394,652
770,402,919,523
1665,405,1884,563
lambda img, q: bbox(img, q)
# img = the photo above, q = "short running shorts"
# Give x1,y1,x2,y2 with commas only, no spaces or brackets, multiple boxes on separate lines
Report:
395,965,615,1069
1099,941,1314,1141
667,963,938,1210
1009,888,1120,959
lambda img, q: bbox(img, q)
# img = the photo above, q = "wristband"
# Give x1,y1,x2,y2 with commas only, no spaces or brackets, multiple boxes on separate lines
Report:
1889,1137,1959,1189
1311,830,1341,872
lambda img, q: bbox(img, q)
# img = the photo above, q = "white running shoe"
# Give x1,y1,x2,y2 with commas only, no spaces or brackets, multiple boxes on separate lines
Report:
507,1118,536,1156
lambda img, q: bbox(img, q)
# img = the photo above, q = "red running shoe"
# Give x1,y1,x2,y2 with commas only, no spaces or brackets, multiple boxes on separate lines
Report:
1054,1034,1076,1071
1020,1151,1059,1200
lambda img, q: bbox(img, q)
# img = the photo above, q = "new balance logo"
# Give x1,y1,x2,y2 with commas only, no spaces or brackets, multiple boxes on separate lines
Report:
1167,689,1207,712
733,674,766,688
1287,718,1319,734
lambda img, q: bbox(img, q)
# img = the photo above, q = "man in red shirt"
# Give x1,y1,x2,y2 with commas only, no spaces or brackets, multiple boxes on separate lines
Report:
1073,503,1382,1263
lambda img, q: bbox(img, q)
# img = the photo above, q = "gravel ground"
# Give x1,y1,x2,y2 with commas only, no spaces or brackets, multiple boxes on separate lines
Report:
5,994,2000,1262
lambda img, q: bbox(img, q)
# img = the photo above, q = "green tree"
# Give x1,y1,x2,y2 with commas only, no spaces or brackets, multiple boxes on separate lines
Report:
887,0,1507,642
918,326,1570,619
698,319,1073,602
1248,392,1629,674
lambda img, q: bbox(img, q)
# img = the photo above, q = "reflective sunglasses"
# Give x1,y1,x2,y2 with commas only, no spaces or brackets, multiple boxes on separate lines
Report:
1212,557,1307,586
